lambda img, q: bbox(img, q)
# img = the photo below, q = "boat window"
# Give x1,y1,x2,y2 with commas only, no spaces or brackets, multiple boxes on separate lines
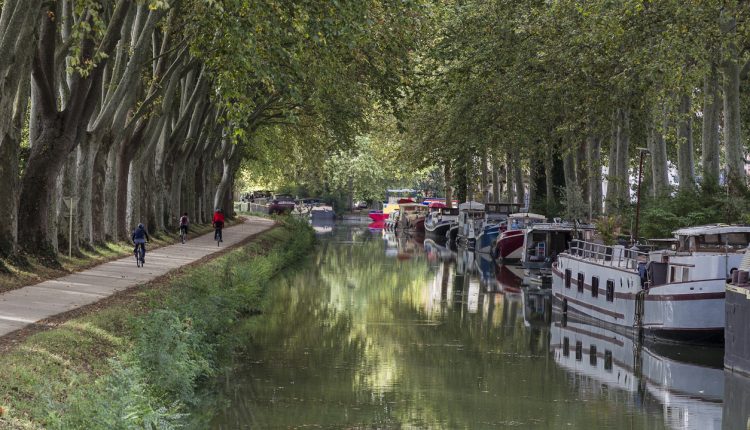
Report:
703,234,719,244
606,280,614,302
563,337,569,357
725,232,749,246
577,272,584,293
670,266,677,283
575,341,582,361
604,350,613,372
682,267,689,282
591,276,599,298
565,269,571,289
589,345,597,366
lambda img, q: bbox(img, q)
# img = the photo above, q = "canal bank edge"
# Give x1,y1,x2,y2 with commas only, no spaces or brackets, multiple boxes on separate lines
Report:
0,218,314,429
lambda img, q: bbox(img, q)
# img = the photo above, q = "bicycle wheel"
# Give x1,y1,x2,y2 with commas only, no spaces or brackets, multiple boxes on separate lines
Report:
135,250,141,268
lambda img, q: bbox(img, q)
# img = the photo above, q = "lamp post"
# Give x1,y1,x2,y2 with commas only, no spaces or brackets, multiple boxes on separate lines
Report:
634,147,650,245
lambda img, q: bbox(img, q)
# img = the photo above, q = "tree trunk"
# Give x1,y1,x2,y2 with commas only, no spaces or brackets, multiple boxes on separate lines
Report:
505,152,514,203
480,149,488,202
677,93,695,191
491,154,500,204
545,145,554,212
513,156,524,206
586,135,602,218
649,105,670,196
605,110,619,213
18,115,76,254
723,57,744,186
615,106,631,206
444,161,453,208
701,62,721,187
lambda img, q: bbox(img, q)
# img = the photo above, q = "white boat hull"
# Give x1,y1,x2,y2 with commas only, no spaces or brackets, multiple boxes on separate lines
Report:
552,254,724,342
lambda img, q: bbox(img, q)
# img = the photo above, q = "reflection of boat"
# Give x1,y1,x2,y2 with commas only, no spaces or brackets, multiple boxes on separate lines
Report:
554,225,750,342
494,212,546,261
494,264,524,294
551,317,723,430
367,220,384,231
368,210,388,222
474,252,495,284
424,239,455,262
310,219,335,234
522,288,551,326
310,205,336,220
456,246,475,276
382,231,399,257
723,371,750,430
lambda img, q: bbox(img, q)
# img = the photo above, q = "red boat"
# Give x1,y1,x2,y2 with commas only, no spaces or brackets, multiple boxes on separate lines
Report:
368,210,389,222
412,216,425,233
494,213,546,261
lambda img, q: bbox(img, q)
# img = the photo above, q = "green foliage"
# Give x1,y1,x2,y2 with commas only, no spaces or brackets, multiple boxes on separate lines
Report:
640,186,750,238
595,215,622,246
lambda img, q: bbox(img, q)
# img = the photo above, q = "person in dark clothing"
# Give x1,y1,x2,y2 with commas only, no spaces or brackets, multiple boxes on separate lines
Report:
132,223,150,262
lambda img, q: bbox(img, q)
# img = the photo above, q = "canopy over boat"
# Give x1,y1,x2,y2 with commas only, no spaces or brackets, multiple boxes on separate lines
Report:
397,198,415,204
672,224,750,237
508,212,546,220
428,202,447,208
459,201,485,211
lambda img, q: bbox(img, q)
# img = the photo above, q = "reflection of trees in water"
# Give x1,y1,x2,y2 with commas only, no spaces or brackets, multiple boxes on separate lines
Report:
212,232,672,429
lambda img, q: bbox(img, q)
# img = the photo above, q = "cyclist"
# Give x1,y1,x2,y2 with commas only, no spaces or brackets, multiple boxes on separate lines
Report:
179,212,189,241
213,208,225,242
132,223,150,262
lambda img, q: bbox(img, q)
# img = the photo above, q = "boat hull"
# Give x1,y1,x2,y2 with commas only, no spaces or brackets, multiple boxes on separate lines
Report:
475,225,500,254
495,230,524,261
368,211,388,222
552,255,725,343
426,221,453,238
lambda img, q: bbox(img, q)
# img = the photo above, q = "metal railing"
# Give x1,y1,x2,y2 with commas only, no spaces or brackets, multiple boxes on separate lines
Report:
567,240,648,270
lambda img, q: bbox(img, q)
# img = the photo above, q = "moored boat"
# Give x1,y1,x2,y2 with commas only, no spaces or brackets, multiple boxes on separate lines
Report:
475,203,523,254
493,212,546,261
553,224,750,343
456,201,485,248
425,206,460,239
520,221,595,269
368,210,389,222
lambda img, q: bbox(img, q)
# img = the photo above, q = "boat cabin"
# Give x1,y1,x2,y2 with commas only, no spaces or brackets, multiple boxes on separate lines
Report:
521,222,595,268
507,212,546,230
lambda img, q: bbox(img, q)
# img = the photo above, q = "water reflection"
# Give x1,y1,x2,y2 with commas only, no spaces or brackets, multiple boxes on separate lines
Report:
551,316,723,430
210,222,733,429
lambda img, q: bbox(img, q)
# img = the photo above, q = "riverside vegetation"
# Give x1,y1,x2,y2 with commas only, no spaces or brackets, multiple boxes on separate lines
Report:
0,218,314,429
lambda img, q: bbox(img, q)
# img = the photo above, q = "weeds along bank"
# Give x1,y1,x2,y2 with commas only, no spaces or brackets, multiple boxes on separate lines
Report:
0,218,314,429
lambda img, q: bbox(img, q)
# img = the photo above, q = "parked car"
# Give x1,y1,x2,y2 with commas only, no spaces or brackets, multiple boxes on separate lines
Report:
268,194,296,214
354,200,368,209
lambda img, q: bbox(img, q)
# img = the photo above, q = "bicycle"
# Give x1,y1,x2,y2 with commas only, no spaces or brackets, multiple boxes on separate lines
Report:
214,226,223,247
179,226,188,244
134,243,146,267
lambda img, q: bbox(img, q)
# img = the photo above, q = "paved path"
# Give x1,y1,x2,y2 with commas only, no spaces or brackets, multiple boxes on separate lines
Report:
0,216,275,337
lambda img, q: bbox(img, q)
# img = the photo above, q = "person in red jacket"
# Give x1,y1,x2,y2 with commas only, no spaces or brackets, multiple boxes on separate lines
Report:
213,208,225,243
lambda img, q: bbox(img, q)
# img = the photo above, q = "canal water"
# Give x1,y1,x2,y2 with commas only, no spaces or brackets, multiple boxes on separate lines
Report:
210,222,748,430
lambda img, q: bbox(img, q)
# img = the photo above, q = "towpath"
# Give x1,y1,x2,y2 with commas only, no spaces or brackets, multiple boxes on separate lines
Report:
0,216,275,337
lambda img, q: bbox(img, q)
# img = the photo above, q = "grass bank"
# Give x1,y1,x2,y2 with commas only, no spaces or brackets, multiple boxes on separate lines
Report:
0,218,314,429
0,221,228,293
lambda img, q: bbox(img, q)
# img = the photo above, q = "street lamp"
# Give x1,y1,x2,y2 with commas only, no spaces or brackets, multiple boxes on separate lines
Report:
634,147,650,245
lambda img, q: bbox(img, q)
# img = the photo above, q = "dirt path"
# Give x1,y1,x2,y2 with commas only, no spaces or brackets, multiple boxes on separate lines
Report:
0,216,275,337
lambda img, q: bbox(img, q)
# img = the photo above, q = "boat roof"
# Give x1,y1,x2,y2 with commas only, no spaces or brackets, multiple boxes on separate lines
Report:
508,212,546,220
458,201,485,210
672,224,750,236
527,222,595,232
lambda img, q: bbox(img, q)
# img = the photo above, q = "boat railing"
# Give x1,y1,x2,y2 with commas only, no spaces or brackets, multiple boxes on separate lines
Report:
568,240,648,270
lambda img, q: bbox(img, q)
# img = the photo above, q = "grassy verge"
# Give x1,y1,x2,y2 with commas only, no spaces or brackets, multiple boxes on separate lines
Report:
0,222,227,293
0,218,314,429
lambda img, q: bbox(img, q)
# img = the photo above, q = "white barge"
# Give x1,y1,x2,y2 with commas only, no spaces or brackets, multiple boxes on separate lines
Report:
552,224,750,342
